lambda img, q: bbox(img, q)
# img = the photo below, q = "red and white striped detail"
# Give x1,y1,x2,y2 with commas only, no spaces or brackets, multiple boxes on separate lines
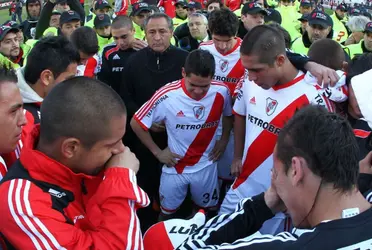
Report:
7,179,66,250
0,157,7,181
135,81,182,120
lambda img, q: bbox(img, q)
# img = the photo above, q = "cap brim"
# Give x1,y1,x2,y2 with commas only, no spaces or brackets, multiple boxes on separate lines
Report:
300,3,312,7
364,29,372,33
61,17,81,25
309,19,329,28
0,27,19,41
132,8,151,16
95,21,111,28
298,17,308,21
175,3,186,7
245,9,268,16
97,4,111,9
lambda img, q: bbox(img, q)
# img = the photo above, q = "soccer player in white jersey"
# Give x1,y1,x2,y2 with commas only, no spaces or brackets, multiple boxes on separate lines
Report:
198,8,245,199
220,25,330,234
131,50,233,221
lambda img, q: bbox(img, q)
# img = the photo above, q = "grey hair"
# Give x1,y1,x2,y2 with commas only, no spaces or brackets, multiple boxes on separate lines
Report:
347,16,370,32
188,13,208,25
144,12,174,31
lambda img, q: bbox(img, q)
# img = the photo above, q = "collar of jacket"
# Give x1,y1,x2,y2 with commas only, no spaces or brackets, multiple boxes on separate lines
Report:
19,125,95,192
147,45,174,57
361,40,371,53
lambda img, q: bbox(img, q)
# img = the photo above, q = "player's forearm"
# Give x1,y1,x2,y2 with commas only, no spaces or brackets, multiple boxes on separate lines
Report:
233,115,245,159
130,118,162,156
221,115,233,143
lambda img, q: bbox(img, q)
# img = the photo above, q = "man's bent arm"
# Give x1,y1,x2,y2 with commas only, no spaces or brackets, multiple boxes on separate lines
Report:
130,118,162,157
0,168,149,249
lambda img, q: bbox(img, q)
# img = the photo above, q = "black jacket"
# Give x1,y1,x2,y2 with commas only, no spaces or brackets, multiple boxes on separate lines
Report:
120,45,188,117
97,44,136,94
178,192,372,249
178,33,211,52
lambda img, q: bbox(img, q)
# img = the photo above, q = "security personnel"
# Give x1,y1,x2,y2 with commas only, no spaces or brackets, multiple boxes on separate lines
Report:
93,14,113,52
346,22,372,58
331,4,349,44
292,10,334,55
173,0,188,28
85,0,112,28
130,2,152,40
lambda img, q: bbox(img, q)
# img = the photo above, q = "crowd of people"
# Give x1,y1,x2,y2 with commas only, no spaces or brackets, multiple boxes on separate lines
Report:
0,0,371,248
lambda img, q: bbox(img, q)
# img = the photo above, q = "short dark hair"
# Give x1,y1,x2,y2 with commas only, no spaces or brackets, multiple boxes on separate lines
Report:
277,105,359,192
112,15,133,30
144,12,173,31
40,77,127,148
206,0,223,8
208,8,239,37
267,22,291,49
70,26,99,56
308,39,345,70
184,50,215,77
0,63,17,85
240,25,285,65
24,36,80,85
346,53,372,86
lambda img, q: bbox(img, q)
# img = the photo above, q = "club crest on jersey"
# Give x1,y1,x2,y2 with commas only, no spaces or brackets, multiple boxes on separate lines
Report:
219,59,229,73
266,98,278,116
193,106,205,120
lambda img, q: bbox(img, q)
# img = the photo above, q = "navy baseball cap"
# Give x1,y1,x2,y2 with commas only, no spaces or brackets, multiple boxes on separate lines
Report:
131,2,151,16
364,22,372,33
3,20,20,29
336,3,347,11
187,1,202,9
264,8,281,24
350,8,361,16
175,0,187,7
308,10,333,28
298,13,309,22
242,2,267,16
94,14,111,28
300,0,312,7
95,0,111,10
60,10,81,26
56,0,68,4
0,26,19,41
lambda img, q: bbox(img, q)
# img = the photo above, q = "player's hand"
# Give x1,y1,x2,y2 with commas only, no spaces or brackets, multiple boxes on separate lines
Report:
155,147,182,167
304,61,340,88
150,122,165,132
359,151,372,174
131,39,148,51
264,185,286,214
105,146,140,173
231,157,243,177
209,139,228,162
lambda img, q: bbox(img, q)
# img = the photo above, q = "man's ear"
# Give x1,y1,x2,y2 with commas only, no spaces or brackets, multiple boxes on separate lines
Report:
290,156,306,186
276,54,286,67
60,138,81,159
39,69,54,87
342,61,348,73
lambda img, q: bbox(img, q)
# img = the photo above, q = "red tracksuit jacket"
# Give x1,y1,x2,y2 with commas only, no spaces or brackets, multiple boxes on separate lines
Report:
0,126,150,249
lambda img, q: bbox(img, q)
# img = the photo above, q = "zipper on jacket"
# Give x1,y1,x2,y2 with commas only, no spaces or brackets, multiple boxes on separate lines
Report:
157,56,160,70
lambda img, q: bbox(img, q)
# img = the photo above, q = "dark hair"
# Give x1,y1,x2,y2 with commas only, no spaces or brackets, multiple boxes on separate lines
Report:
144,12,173,31
208,8,239,37
266,23,291,49
70,26,99,56
112,15,133,30
24,36,80,85
0,64,17,85
240,25,285,65
308,39,345,70
277,105,359,192
346,53,372,86
184,50,215,77
206,0,224,8
40,76,127,148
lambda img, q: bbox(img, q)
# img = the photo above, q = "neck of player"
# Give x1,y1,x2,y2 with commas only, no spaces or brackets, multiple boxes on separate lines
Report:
277,59,299,86
307,185,372,227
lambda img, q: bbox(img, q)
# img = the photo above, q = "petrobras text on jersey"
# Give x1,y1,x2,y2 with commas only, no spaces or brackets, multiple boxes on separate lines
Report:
175,121,219,130
146,95,169,118
213,75,239,84
247,114,281,135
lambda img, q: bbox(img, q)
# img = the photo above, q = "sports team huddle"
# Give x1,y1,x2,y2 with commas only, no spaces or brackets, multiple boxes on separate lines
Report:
0,0,371,248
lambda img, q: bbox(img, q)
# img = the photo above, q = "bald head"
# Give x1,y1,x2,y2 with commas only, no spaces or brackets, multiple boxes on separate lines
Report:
40,76,127,148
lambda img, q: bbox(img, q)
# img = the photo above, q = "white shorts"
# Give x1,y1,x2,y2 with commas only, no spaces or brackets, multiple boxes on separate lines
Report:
219,187,289,235
159,163,219,214
217,133,235,181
